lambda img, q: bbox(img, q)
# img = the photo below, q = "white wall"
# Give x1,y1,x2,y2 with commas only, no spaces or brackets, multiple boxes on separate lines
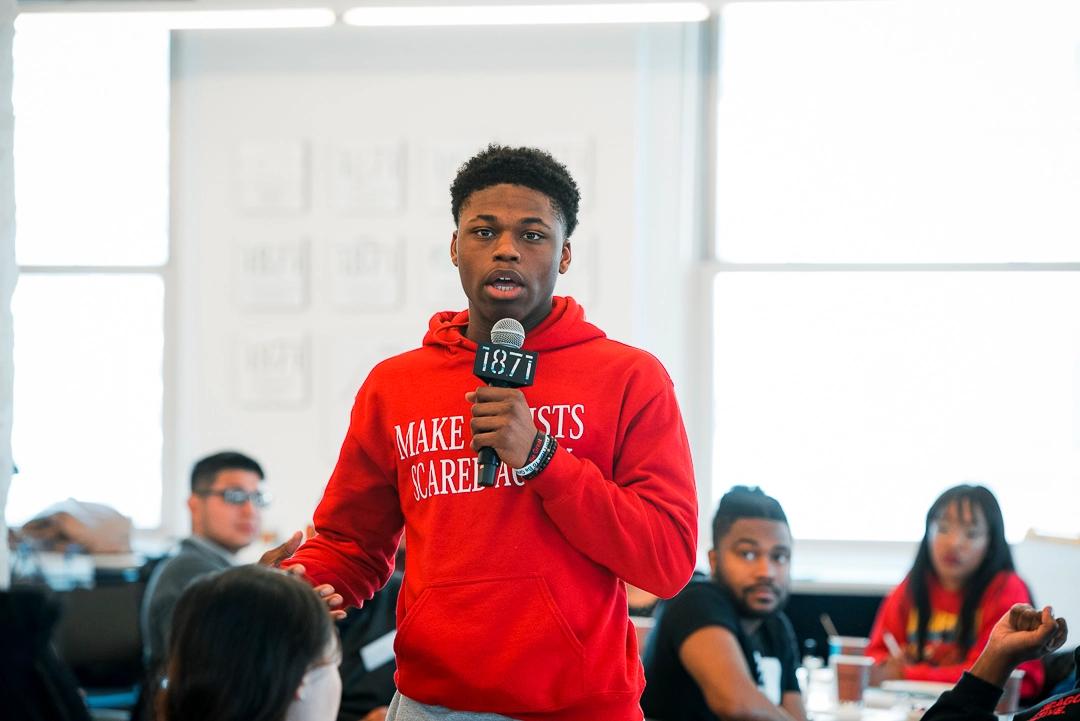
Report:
169,23,706,542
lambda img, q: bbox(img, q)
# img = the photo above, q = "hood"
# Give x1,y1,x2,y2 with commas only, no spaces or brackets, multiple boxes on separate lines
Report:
423,296,605,354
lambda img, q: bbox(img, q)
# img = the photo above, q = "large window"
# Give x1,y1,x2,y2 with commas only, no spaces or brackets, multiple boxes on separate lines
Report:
711,0,1080,541
8,15,170,527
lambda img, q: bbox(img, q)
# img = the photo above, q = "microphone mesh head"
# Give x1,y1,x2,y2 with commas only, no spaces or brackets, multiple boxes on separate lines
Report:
490,318,525,349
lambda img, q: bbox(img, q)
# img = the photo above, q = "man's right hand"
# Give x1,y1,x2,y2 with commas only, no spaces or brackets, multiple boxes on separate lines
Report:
971,604,1068,687
466,386,538,469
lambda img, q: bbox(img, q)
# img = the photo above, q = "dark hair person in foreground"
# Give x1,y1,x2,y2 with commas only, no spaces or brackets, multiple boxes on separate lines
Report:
156,565,342,721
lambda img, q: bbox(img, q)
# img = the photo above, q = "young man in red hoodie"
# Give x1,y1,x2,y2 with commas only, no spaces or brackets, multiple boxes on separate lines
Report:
283,145,699,721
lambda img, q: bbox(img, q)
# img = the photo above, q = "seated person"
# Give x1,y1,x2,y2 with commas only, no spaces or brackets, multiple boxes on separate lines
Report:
0,586,91,721
867,484,1044,698
155,565,341,721
336,568,401,721
922,603,1075,721
642,486,806,721
141,450,267,673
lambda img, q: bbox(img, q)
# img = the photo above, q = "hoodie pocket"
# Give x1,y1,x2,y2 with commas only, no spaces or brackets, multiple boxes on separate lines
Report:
395,574,586,712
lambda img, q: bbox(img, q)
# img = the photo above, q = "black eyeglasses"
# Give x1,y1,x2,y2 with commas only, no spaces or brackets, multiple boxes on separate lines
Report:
196,488,271,508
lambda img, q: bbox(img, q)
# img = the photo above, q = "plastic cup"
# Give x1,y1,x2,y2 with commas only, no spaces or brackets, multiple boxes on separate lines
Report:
833,654,875,703
829,635,871,657
994,669,1025,714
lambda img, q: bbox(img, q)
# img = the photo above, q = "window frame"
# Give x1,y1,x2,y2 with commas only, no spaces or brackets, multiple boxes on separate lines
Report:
10,15,175,530
702,0,1080,560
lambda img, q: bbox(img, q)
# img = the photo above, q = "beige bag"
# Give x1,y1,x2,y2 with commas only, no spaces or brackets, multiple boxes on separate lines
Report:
20,498,133,553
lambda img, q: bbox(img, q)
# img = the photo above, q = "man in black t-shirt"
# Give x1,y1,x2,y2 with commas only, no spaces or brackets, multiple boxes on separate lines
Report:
642,486,806,721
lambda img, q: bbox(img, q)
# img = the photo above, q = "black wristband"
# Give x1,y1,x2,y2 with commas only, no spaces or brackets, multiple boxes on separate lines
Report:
523,431,545,466
517,434,557,480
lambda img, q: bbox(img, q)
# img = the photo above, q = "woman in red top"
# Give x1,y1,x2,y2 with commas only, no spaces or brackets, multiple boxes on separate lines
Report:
867,484,1044,700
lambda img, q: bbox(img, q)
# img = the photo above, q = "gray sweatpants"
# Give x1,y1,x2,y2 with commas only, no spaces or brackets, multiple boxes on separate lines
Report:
385,692,518,721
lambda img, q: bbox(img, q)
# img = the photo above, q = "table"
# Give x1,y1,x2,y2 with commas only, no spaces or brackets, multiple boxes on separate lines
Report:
802,666,1016,721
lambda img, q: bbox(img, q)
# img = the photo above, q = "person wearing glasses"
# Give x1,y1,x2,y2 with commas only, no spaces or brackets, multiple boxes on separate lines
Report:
140,450,269,675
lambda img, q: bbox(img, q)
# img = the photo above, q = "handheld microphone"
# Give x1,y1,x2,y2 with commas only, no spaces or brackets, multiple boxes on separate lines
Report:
473,318,538,487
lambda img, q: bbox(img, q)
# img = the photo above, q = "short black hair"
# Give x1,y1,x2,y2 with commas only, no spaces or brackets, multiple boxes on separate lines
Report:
711,485,789,548
190,451,264,493
450,144,581,237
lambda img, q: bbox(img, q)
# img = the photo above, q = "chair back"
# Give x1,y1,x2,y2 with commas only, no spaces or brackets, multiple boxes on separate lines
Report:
53,581,146,689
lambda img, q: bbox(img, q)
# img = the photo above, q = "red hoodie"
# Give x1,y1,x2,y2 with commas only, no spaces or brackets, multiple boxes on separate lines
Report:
285,297,698,721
